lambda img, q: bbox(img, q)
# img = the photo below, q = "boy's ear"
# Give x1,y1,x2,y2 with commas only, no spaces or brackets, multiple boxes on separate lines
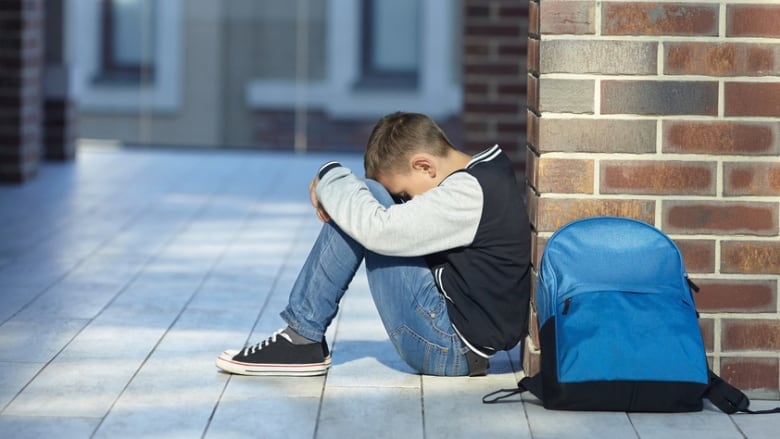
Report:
410,154,437,177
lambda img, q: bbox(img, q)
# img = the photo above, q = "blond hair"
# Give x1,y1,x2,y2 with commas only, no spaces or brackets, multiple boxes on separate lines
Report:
364,112,454,179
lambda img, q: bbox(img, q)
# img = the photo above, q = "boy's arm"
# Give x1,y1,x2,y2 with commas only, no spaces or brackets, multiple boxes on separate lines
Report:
315,163,482,257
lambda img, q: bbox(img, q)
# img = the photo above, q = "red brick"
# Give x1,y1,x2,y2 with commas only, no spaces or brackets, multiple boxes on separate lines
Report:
527,185,540,231
529,0,539,36
497,41,527,57
527,110,539,149
663,201,779,236
602,80,717,116
538,78,594,114
694,279,777,313
725,83,780,117
532,235,548,272
464,42,491,57
541,40,656,75
527,37,540,74
465,5,491,18
463,101,522,115
497,79,526,94
464,62,522,77
674,239,715,273
497,5,528,19
537,157,594,194
724,162,780,197
528,305,540,347
600,160,715,196
538,118,656,153
728,4,780,38
534,198,655,232
465,24,524,38
496,120,524,134
464,81,489,95
526,147,538,188
540,1,595,35
603,3,718,36
721,241,780,275
699,318,714,352
527,73,539,113
722,319,780,351
665,42,780,76
720,357,780,392
663,121,779,155
523,336,541,376
464,120,490,135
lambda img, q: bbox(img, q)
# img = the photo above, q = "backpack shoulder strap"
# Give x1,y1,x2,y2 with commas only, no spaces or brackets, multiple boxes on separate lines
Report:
706,370,780,415
482,374,544,404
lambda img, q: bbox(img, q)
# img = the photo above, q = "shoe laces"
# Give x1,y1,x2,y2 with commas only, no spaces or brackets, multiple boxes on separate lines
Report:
242,329,292,356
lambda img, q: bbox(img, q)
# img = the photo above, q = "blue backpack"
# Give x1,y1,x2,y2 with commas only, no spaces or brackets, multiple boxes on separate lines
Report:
484,216,780,414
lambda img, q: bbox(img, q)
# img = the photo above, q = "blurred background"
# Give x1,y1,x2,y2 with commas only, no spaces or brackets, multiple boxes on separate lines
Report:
70,0,464,152
2,0,528,182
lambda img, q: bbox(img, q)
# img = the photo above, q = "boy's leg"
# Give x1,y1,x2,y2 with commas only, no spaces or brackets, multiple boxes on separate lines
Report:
364,254,470,376
278,178,470,376
215,209,365,376
279,221,364,341
361,180,470,377
216,178,470,377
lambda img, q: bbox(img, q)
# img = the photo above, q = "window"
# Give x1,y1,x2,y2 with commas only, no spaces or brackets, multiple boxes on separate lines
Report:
72,0,180,112
359,0,420,88
98,0,156,83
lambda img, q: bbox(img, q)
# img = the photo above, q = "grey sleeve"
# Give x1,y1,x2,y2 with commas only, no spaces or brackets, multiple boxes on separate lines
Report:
315,167,483,257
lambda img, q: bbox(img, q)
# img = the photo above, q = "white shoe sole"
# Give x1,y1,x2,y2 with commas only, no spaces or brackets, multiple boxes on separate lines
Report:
215,350,331,377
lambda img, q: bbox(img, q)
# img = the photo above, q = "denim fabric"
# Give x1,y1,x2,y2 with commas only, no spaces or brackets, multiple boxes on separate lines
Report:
281,179,470,376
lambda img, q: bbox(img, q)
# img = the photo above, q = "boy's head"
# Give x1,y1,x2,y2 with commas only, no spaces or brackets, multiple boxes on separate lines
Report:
364,112,455,181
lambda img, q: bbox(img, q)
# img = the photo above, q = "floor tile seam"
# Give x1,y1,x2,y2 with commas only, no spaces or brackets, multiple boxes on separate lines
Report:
323,384,423,390
90,175,279,438
73,148,269,322
0,150,192,272
726,413,750,438
198,232,311,436
0,414,103,420
161,164,314,439
0,317,90,416
313,307,344,439
0,155,215,328
0,153,250,432
197,164,312,354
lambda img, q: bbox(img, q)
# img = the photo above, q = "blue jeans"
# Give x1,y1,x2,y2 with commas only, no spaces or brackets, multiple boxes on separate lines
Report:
280,179,470,376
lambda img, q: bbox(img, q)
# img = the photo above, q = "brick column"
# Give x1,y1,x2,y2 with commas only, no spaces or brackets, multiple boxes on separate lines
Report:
526,0,780,398
43,0,76,161
0,0,44,182
462,0,528,170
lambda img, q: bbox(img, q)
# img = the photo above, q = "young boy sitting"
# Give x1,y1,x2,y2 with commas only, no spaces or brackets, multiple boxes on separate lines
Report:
215,111,531,377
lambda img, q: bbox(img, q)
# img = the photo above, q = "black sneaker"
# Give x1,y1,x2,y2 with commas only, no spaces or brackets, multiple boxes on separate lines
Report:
215,329,331,376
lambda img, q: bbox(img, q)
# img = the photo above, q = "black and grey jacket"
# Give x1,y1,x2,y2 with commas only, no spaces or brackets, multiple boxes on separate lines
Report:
316,145,531,357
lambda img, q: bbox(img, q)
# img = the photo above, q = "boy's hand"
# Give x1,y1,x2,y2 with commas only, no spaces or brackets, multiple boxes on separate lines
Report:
309,176,331,223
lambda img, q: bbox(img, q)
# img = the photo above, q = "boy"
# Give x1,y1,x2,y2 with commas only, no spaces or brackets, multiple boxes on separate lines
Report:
216,112,530,377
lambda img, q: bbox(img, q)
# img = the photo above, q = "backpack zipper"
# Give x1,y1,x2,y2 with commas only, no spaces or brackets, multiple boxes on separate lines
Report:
562,298,572,315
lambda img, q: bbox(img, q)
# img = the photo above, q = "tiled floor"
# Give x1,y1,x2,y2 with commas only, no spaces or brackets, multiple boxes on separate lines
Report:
0,145,778,438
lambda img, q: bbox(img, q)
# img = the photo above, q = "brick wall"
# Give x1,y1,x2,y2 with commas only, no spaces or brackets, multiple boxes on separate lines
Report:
43,0,76,161
462,0,528,169
0,0,44,182
526,0,780,398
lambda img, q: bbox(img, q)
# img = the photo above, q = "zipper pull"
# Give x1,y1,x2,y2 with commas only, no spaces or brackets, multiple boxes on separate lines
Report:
562,298,572,315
